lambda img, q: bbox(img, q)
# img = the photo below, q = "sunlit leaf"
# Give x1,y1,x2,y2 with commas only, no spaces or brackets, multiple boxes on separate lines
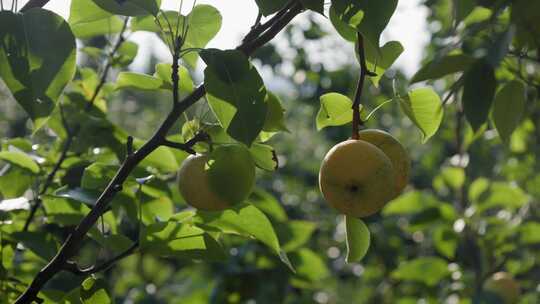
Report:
195,204,293,270
331,0,398,50
363,40,404,87
202,49,267,146
80,277,112,304
399,88,443,143
0,151,39,174
391,257,450,286
345,216,370,263
316,93,354,130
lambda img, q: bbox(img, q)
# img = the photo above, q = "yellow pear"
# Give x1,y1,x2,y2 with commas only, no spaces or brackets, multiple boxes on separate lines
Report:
358,129,410,196
319,139,396,217
483,272,520,304
178,145,255,211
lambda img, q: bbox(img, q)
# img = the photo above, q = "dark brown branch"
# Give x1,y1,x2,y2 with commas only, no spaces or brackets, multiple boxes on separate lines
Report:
351,33,369,140
242,0,295,44
15,4,303,303
19,0,49,12
162,130,210,154
64,241,139,275
22,18,130,232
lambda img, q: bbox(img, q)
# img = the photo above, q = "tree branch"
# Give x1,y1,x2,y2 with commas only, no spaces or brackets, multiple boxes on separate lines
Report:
15,3,304,303
19,0,49,12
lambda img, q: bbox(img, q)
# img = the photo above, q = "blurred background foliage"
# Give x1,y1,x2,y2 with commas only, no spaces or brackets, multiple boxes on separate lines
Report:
1,0,539,303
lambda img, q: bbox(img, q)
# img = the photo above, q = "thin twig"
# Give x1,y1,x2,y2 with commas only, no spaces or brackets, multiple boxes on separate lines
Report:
64,240,139,275
162,130,210,154
19,0,49,12
15,4,303,303
242,0,295,44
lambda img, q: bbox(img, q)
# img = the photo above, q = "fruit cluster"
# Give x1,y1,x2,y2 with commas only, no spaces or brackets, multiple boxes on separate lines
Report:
319,129,410,217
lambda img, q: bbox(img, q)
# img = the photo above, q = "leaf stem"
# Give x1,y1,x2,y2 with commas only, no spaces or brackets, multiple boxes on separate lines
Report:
352,33,369,140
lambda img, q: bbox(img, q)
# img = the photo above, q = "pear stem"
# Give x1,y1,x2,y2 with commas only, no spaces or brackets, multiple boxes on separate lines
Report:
352,33,371,140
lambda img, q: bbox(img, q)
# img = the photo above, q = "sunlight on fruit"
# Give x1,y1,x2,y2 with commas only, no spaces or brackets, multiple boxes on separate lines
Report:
178,145,255,211
319,139,397,217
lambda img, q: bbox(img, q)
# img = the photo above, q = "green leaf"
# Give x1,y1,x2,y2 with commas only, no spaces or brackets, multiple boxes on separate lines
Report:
0,9,76,130
278,220,317,252
391,257,450,286
440,166,466,190
454,0,475,24
511,0,540,49
463,6,492,26
140,220,225,260
254,0,289,16
82,163,120,190
69,0,112,25
132,5,221,67
42,194,92,225
0,151,39,174
329,4,362,42
433,226,458,259
410,54,475,83
462,59,496,131
468,177,490,203
92,0,161,16
113,41,139,67
383,190,441,215
154,63,194,94
290,248,329,282
71,15,124,39
475,182,529,212
135,141,180,173
80,277,111,304
183,5,222,67
299,0,324,14
249,189,288,222
345,216,370,263
55,187,100,205
331,0,398,49
316,93,354,130
0,166,34,198
492,80,526,143
202,49,268,146
249,143,278,171
9,231,58,261
141,196,174,224
363,40,403,87
519,222,540,244
195,204,293,270
263,93,288,132
115,72,166,91
399,88,443,143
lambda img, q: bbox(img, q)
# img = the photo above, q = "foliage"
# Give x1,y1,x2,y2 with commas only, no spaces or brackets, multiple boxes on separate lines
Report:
0,0,539,303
